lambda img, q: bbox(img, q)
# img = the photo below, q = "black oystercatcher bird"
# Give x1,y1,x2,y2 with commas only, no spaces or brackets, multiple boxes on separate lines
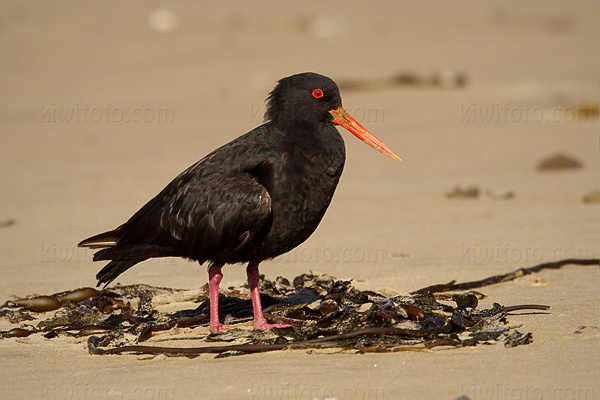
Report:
79,72,400,332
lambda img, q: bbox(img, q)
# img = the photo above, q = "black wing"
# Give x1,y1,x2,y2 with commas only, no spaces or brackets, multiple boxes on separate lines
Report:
88,171,272,287
159,171,271,262
92,171,271,264
79,125,280,285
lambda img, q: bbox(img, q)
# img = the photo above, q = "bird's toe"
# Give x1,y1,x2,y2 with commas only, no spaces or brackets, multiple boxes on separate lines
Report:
253,322,294,330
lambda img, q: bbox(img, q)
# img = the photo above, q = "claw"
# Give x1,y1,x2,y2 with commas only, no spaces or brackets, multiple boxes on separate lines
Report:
253,322,293,330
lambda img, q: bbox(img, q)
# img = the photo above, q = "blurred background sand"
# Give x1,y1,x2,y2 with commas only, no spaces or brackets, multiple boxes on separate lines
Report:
1,1,599,399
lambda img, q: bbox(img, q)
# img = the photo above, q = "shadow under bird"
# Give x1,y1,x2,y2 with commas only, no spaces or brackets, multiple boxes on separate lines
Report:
79,72,401,333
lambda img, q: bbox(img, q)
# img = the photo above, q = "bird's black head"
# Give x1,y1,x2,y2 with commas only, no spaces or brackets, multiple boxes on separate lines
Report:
265,72,402,161
264,72,342,126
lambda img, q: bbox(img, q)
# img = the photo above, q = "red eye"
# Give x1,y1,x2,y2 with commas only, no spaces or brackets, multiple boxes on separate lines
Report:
312,89,324,98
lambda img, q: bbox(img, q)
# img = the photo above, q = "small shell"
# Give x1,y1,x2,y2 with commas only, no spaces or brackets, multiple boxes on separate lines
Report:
318,299,339,315
293,276,305,288
530,278,548,287
70,320,85,328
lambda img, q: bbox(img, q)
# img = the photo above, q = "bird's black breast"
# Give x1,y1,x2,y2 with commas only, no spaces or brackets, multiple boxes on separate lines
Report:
240,123,346,261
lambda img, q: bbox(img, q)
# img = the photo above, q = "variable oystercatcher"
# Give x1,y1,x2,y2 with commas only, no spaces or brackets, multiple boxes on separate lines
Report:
79,72,400,332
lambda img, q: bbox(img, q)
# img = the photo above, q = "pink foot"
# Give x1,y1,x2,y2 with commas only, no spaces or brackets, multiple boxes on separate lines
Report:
210,322,228,333
253,321,293,330
246,262,294,331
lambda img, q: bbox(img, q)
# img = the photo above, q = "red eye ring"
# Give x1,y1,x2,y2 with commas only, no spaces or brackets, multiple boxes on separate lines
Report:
312,89,324,98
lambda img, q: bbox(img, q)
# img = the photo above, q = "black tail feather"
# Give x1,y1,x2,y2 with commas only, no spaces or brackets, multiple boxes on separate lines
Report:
92,245,179,287
93,245,177,262
78,229,119,248
96,259,146,287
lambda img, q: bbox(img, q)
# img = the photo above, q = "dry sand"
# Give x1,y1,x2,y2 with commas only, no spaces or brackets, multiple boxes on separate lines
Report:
1,1,599,399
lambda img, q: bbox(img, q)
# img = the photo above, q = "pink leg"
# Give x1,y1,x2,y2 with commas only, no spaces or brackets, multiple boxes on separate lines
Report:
208,265,227,333
247,261,293,330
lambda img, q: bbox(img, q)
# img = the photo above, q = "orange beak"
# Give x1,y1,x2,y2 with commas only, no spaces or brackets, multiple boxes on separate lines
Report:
329,107,401,161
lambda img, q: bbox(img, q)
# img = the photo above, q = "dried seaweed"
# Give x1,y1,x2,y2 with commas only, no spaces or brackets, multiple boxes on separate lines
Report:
504,330,533,347
3,258,594,356
412,258,599,294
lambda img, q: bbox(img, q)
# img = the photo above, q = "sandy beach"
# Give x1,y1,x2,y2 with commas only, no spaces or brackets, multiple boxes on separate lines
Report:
1,1,599,399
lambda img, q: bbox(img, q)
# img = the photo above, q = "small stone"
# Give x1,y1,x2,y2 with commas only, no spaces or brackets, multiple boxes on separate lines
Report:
446,186,480,199
582,190,600,204
0,219,16,228
537,154,583,171
358,303,373,313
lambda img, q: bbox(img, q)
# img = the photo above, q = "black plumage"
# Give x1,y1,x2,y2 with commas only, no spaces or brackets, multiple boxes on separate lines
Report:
79,72,399,332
